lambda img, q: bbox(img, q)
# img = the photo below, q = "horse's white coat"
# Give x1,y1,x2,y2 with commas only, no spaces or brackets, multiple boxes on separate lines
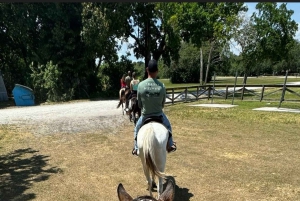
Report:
117,88,126,115
137,122,168,198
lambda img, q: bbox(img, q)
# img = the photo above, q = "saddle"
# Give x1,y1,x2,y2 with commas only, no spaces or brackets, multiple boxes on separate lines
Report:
142,115,163,126
140,115,172,139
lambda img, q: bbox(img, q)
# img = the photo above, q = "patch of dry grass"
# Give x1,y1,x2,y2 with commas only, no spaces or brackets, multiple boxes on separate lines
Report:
1,101,300,200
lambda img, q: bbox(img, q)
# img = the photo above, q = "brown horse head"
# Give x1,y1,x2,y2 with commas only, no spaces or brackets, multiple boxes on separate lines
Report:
117,179,175,201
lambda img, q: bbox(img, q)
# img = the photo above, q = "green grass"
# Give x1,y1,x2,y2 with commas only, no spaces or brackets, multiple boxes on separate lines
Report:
159,79,200,88
197,98,300,110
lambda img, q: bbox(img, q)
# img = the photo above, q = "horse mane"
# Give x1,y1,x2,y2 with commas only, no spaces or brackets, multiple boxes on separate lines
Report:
143,125,166,179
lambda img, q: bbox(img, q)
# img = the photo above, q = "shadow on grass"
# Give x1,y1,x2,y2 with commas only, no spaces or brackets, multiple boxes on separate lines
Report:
165,176,194,201
0,148,62,200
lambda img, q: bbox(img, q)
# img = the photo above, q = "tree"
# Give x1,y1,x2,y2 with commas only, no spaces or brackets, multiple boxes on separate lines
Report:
0,3,42,90
232,11,259,80
168,3,247,84
273,39,300,74
81,3,131,72
30,3,86,100
118,3,181,79
252,3,298,68
1,3,134,100
169,41,226,83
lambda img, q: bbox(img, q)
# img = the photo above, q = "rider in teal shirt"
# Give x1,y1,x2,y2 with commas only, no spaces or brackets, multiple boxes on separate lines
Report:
132,59,177,156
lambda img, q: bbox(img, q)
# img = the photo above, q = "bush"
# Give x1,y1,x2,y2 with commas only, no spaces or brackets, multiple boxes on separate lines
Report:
30,61,75,102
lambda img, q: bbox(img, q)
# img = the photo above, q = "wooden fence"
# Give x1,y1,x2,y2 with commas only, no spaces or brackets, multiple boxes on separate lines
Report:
165,84,300,104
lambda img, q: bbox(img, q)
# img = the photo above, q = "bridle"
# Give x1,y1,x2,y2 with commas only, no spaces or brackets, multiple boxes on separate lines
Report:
133,196,157,201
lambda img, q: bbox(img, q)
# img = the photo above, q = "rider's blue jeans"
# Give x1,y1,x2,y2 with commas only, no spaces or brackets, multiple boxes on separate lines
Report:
133,112,174,150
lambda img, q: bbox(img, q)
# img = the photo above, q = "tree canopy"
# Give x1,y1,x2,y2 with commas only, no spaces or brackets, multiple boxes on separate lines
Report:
0,2,299,102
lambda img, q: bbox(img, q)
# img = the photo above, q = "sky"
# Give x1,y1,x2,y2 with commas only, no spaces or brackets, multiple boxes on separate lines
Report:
117,2,300,62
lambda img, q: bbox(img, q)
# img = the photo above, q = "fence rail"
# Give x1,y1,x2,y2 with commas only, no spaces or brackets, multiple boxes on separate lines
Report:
165,84,300,104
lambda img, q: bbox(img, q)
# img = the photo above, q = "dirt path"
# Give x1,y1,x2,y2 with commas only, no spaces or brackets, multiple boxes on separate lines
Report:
0,100,129,135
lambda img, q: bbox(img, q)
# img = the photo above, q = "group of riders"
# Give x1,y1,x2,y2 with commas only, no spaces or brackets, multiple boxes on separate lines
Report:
120,70,140,120
118,59,177,156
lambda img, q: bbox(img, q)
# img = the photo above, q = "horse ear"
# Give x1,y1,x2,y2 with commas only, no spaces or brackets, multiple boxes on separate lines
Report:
158,180,175,201
117,183,133,201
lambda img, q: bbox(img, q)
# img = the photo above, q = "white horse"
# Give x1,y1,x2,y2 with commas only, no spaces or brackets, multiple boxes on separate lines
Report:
117,179,175,201
117,88,130,115
137,121,169,198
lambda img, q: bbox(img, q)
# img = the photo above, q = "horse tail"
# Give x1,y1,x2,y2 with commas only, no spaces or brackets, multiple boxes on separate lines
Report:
143,125,166,179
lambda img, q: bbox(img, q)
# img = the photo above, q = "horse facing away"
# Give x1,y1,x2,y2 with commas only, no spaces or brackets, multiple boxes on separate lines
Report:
128,96,141,124
117,88,130,115
136,121,170,198
117,179,175,201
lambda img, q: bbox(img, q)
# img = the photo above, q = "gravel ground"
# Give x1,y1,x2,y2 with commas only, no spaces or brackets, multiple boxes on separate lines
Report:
2,81,299,136
0,100,129,136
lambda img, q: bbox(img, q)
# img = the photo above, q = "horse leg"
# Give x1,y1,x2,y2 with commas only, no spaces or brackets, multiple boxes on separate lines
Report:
117,93,122,109
151,174,157,189
157,155,167,197
132,100,139,125
157,175,164,198
117,89,125,110
146,168,153,197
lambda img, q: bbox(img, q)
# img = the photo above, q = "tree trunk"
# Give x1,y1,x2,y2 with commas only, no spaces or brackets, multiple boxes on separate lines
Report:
143,19,151,80
204,40,215,84
152,38,166,62
200,47,203,85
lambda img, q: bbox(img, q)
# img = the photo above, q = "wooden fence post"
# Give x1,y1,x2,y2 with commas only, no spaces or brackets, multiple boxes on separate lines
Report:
241,84,245,100
207,86,211,100
225,85,228,100
172,88,174,104
260,85,265,102
278,70,289,108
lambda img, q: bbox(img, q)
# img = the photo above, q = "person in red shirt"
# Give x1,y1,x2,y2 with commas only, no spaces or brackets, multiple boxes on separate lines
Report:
120,74,126,89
